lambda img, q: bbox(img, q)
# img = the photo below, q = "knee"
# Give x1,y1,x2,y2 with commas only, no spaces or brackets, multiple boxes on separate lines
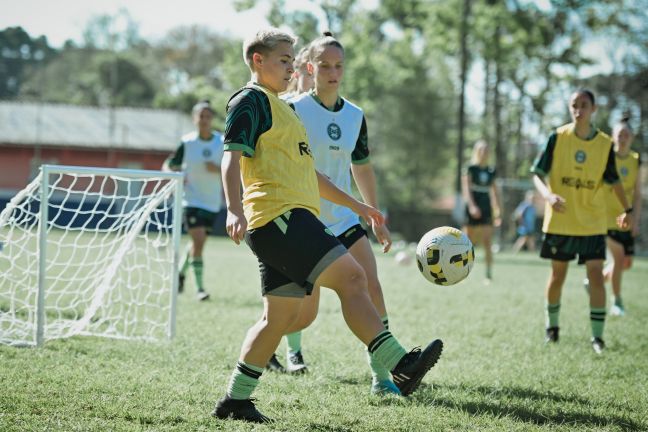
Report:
294,308,318,330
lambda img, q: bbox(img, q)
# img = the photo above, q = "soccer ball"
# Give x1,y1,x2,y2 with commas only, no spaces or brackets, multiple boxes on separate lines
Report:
416,226,474,285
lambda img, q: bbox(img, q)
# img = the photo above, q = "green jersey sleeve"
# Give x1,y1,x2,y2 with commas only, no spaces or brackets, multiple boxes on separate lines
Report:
166,143,185,169
224,87,272,157
531,133,558,176
351,115,370,164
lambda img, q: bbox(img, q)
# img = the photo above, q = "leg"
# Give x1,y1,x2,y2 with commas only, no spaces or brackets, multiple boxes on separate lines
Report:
481,225,494,279
606,237,625,306
544,259,568,343
512,235,526,253
188,226,209,299
586,259,607,352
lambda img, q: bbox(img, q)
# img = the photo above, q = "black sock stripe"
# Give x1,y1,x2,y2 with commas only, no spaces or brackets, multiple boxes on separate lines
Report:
590,317,606,322
547,305,561,312
382,318,389,329
368,331,392,353
237,362,262,379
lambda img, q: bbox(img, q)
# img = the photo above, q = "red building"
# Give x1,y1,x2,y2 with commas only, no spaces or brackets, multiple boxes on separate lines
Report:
0,101,193,205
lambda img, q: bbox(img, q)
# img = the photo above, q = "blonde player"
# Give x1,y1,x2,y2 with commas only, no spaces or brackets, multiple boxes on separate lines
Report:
211,28,443,423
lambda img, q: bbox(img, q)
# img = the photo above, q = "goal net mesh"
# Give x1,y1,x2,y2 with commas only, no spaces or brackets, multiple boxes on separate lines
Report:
0,166,181,346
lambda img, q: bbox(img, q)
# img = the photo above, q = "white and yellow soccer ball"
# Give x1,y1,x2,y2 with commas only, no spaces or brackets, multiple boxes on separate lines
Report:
416,226,474,285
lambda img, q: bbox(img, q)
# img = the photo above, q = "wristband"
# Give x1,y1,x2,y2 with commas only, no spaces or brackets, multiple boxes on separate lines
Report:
625,207,633,214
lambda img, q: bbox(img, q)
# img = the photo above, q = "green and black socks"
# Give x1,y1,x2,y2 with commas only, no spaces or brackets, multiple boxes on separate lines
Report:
367,329,407,372
227,361,263,400
546,302,560,328
367,317,392,381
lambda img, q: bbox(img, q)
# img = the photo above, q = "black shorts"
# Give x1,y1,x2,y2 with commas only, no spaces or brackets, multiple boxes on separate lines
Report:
184,207,217,231
245,208,347,298
337,224,368,249
607,230,635,256
540,233,606,264
465,205,492,226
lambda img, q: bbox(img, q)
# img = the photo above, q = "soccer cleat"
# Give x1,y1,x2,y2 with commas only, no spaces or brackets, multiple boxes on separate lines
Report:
212,397,271,423
545,327,559,343
610,304,625,317
196,290,210,301
371,379,402,396
591,337,605,354
178,274,185,294
266,353,286,373
391,339,443,397
583,278,590,294
286,350,308,374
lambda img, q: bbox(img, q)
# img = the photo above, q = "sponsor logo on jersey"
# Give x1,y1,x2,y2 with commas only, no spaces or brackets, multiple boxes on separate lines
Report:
298,141,312,157
561,176,595,190
327,123,341,141
574,150,586,163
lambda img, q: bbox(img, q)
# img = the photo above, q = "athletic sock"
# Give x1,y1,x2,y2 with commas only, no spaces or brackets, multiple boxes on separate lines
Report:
286,331,302,355
590,307,606,339
190,258,204,292
613,296,624,308
226,361,263,400
367,330,407,372
486,267,492,280
179,249,191,276
367,316,392,381
546,302,561,328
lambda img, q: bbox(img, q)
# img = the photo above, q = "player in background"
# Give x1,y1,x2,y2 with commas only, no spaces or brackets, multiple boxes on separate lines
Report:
272,32,400,395
531,89,632,354
600,117,642,316
212,28,443,423
264,42,316,374
461,140,501,282
164,100,224,301
512,190,538,253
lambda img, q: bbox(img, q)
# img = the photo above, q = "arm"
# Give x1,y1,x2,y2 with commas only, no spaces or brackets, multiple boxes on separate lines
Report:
612,182,633,230
316,171,384,228
461,170,481,218
533,174,566,213
489,182,502,226
205,161,221,174
163,143,185,172
632,166,643,236
221,151,246,244
351,163,391,252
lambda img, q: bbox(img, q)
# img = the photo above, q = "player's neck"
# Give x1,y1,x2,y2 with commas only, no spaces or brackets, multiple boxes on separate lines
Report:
573,122,594,140
198,130,213,140
315,89,339,110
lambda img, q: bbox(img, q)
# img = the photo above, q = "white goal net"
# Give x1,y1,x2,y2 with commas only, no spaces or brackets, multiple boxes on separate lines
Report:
0,165,183,346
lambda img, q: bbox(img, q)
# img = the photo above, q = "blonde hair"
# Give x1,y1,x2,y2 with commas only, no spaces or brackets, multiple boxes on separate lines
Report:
470,140,489,165
242,28,296,71
285,45,311,94
612,116,633,137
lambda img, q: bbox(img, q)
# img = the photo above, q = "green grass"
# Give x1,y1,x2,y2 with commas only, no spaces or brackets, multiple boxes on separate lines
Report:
1,236,648,431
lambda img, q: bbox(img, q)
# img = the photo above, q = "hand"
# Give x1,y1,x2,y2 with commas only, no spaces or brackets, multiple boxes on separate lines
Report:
225,209,247,244
372,223,392,253
547,194,566,213
617,212,633,231
353,202,385,229
468,204,481,218
205,161,220,173
493,216,502,227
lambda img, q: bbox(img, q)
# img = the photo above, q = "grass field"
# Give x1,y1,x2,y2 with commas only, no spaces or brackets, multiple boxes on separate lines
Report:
1,236,648,431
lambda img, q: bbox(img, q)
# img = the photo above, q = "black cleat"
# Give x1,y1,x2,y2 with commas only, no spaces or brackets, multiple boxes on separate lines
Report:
591,337,605,354
266,353,286,373
545,327,559,344
212,397,271,423
391,339,443,396
178,274,185,294
287,350,308,374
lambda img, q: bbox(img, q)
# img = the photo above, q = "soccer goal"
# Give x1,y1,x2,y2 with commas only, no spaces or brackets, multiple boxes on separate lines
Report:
0,165,184,347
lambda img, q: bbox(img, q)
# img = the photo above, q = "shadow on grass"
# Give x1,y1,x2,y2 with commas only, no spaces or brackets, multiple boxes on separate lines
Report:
414,383,644,431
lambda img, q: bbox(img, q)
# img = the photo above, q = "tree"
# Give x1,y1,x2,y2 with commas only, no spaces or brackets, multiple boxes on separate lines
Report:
0,26,57,99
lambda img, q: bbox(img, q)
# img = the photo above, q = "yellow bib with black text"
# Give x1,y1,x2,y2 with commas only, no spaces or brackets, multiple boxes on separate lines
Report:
606,150,639,231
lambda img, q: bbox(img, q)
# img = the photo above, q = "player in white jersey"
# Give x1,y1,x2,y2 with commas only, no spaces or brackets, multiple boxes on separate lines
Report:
284,32,406,395
164,100,224,301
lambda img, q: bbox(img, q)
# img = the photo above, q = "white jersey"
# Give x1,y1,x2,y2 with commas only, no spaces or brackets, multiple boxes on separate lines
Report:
176,131,224,212
292,94,364,236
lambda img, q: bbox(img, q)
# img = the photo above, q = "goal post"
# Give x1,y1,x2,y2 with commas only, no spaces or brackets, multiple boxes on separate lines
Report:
0,165,184,347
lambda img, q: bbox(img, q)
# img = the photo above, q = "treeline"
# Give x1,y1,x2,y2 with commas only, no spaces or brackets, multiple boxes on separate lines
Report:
2,0,646,216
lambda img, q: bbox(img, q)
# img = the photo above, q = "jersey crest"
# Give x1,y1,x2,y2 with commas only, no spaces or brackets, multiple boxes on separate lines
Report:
327,123,341,141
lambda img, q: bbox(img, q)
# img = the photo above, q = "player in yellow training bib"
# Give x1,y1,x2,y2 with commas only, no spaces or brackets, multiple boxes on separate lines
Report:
602,117,642,316
211,28,443,424
531,89,632,354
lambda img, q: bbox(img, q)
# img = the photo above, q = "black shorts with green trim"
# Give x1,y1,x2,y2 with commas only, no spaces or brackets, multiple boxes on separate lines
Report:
607,229,635,256
244,208,347,298
184,207,218,231
540,233,606,264
337,224,368,249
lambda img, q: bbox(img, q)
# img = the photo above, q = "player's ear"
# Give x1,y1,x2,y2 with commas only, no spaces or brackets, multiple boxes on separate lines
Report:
253,52,263,68
306,61,314,75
